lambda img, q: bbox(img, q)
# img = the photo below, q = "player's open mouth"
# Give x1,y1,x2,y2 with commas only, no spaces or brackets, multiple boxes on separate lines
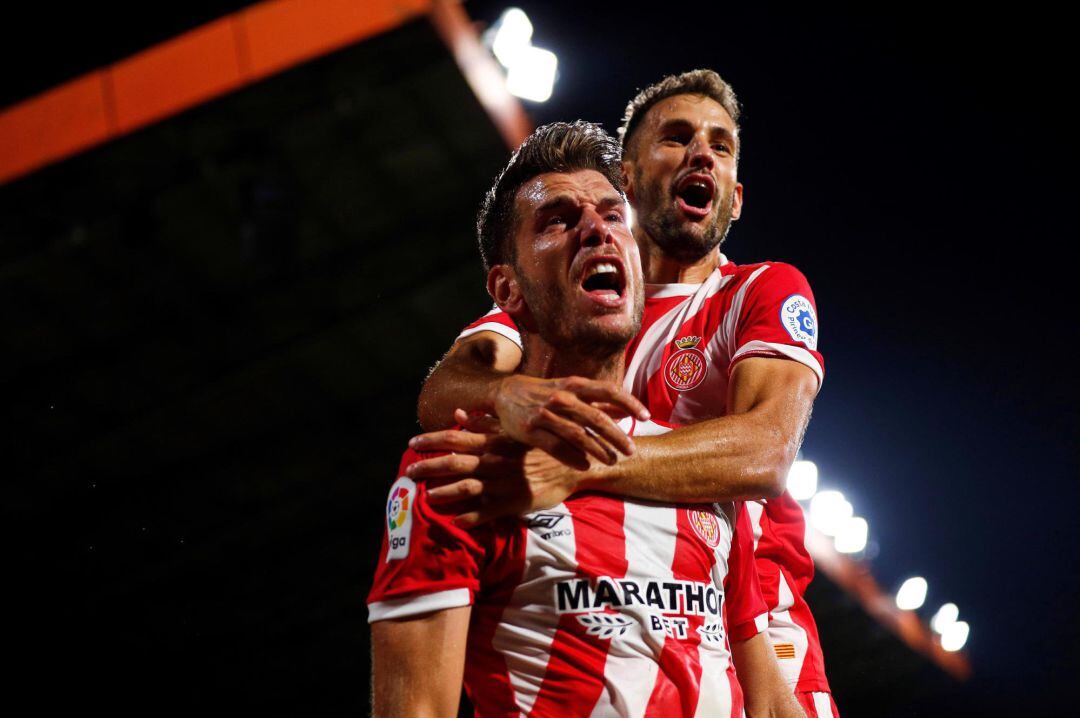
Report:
674,172,714,220
578,256,627,308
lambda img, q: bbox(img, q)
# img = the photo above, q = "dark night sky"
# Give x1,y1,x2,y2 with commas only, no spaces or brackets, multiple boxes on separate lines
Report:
465,2,1079,703
3,0,1076,711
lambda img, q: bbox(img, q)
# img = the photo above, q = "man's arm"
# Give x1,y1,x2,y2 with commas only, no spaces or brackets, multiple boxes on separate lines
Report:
587,356,818,502
371,607,470,718
417,331,650,469
732,632,807,718
412,356,817,523
417,332,521,432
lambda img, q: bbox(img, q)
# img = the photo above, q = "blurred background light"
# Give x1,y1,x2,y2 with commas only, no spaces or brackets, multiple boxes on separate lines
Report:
787,459,818,500
809,489,852,536
941,620,970,652
486,8,558,103
505,46,557,102
834,516,868,554
490,8,533,67
931,602,959,634
896,576,928,610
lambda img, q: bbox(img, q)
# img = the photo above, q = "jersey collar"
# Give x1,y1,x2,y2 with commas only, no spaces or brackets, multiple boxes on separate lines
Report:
644,254,733,299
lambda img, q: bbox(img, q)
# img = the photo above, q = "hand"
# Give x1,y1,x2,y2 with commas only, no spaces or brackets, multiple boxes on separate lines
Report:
406,424,588,527
492,375,649,469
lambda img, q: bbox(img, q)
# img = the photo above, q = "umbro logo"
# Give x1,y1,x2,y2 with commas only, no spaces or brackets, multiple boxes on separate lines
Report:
527,513,566,529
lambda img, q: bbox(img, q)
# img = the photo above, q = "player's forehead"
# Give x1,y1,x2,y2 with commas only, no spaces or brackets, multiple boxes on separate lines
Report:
641,93,737,136
514,169,623,216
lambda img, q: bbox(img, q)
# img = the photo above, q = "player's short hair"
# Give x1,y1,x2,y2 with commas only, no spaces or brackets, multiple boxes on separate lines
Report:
618,69,740,158
477,121,624,272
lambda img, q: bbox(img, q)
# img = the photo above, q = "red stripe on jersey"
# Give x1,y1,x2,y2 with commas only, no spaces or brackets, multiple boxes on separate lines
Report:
464,521,529,716
755,492,814,599
528,495,628,717
643,506,713,715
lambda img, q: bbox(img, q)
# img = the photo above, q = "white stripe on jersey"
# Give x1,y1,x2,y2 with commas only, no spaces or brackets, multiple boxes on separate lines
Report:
812,692,834,718
694,506,738,718
713,264,770,364
731,339,824,385
624,270,735,396
745,500,764,551
588,501,678,717
491,501,576,714
367,588,470,622
769,568,810,687
458,321,522,347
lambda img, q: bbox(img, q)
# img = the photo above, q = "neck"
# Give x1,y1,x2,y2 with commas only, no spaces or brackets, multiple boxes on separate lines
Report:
519,337,625,385
635,223,721,284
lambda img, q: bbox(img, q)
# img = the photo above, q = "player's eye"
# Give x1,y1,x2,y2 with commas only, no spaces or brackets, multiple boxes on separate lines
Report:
606,212,624,223
546,215,565,227
712,143,732,154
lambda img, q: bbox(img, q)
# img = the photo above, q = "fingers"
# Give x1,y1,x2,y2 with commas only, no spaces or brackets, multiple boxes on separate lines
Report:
405,453,480,479
559,377,651,421
521,423,593,470
427,478,484,504
545,391,636,459
455,409,501,434
409,429,490,455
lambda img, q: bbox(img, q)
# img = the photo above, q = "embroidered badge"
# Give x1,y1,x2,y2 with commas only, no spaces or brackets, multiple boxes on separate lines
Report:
664,336,708,392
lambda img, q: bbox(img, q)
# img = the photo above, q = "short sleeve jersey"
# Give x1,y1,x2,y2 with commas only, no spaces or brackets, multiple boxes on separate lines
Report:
368,417,768,717
455,257,832,693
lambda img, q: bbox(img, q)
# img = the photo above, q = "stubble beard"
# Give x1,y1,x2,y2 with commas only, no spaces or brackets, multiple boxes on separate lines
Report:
517,274,642,366
635,167,736,264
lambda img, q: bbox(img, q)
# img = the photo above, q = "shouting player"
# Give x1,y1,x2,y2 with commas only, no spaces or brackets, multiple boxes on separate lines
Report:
409,70,837,717
368,121,802,717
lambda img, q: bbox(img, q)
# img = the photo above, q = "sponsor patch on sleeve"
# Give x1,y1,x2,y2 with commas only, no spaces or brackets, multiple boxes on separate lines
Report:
779,294,818,350
385,476,416,561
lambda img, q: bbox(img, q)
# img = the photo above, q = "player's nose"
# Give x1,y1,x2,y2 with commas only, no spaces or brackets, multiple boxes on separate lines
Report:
579,206,616,248
687,134,715,171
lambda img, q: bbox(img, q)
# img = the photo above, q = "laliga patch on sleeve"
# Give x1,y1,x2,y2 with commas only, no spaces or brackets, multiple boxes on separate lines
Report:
779,294,818,350
385,476,416,561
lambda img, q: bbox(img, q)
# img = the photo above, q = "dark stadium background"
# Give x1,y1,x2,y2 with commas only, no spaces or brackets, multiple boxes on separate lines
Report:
3,1,1075,714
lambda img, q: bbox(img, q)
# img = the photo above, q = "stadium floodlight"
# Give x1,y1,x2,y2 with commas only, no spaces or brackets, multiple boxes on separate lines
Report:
490,8,534,68
787,460,818,501
808,490,852,537
896,576,928,611
930,603,959,634
834,516,868,554
505,46,558,102
940,620,970,652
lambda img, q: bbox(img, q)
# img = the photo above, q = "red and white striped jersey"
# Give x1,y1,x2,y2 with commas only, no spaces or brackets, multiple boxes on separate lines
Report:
368,417,769,717
456,257,832,694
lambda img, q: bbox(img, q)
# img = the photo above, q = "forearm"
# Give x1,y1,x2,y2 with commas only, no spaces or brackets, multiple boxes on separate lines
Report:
417,334,521,431
732,633,806,718
586,412,796,503
371,607,470,717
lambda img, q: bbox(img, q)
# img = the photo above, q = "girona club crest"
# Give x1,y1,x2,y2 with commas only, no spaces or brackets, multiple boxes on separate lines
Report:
664,336,708,392
688,508,722,548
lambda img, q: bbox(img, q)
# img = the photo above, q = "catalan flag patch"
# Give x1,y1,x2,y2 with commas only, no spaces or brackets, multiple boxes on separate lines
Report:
774,643,797,659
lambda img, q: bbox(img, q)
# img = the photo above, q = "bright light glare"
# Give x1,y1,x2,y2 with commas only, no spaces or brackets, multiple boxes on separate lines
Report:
625,202,635,227
491,8,534,68
930,603,959,634
834,516,868,553
787,460,818,500
941,620,970,652
505,46,558,102
809,490,852,536
896,576,928,610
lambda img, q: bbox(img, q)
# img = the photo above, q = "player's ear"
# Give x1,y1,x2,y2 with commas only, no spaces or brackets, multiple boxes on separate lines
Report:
730,182,743,221
487,264,524,314
621,159,635,203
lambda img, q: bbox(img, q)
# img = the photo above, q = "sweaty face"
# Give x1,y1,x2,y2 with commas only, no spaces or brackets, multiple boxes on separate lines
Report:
626,94,743,263
510,169,643,355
